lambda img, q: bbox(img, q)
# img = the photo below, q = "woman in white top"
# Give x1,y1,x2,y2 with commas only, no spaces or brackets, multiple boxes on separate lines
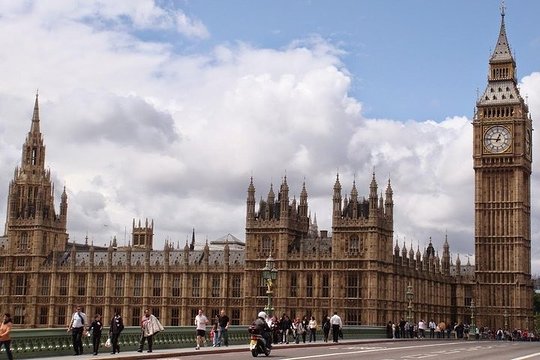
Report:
308,316,317,342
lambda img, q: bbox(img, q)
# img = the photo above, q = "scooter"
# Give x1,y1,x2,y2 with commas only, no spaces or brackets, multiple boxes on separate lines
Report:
249,334,271,357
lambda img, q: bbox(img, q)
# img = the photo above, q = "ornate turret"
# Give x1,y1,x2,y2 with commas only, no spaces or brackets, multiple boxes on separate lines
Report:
442,233,450,275
369,173,378,218
247,177,256,222
279,176,289,219
385,179,393,219
190,228,195,251
350,180,358,218
299,181,308,218
332,174,342,220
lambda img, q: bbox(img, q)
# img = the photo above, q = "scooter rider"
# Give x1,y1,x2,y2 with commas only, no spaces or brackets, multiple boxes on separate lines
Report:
253,311,272,348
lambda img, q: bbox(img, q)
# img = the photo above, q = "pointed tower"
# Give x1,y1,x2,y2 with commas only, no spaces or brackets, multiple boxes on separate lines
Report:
332,174,342,221
442,233,450,276
2,94,69,327
299,181,308,218
4,94,69,254
246,177,256,224
473,5,533,330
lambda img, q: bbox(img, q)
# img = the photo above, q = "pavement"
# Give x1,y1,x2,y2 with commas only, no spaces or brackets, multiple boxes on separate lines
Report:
33,338,392,360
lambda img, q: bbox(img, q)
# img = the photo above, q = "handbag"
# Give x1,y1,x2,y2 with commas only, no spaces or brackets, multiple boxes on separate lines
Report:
105,337,112,348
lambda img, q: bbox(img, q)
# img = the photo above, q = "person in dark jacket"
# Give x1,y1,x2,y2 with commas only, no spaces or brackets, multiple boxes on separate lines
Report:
322,315,331,342
109,311,125,354
253,311,272,348
88,314,103,355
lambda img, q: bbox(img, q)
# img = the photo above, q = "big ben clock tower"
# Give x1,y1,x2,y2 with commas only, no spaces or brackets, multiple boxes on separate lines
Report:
473,5,533,330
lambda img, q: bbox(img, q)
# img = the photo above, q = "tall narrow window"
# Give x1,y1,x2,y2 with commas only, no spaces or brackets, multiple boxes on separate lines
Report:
14,306,25,325
290,273,297,297
232,308,241,325
96,274,105,296
190,308,198,324
39,274,50,296
39,306,48,325
31,148,37,165
19,232,28,252
232,275,241,298
322,274,330,298
258,276,266,297
77,274,86,296
261,236,273,255
171,308,180,326
152,274,162,297
346,274,359,298
171,275,181,297
131,308,141,327
114,274,124,297
306,273,313,297
133,274,143,297
192,275,200,298
211,275,221,297
59,274,68,296
57,306,67,326
41,233,47,254
15,274,27,295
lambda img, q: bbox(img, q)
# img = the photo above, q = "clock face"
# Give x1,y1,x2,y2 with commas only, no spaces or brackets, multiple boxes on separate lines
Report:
484,125,512,153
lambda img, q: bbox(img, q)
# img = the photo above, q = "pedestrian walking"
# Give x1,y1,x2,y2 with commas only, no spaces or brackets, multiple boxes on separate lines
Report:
195,309,209,350
330,311,342,343
218,309,230,346
137,308,164,353
109,311,124,354
67,305,88,355
88,314,103,355
0,313,13,360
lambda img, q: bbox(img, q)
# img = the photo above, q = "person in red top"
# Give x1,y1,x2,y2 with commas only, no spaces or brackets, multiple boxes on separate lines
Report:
0,313,13,360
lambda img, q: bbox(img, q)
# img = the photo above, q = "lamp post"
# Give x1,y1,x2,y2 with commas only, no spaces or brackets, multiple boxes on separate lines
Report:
406,283,414,325
469,299,476,340
262,254,278,317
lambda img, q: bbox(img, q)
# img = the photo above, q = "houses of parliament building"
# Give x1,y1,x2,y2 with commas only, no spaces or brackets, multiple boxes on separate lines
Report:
0,9,533,330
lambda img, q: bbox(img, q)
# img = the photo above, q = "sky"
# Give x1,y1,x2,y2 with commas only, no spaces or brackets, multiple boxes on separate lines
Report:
0,0,540,272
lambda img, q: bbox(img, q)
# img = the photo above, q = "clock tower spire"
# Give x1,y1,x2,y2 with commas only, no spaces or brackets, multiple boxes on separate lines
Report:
473,5,533,330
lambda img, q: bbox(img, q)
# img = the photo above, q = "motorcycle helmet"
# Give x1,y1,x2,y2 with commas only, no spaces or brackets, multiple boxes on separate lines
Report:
258,311,267,319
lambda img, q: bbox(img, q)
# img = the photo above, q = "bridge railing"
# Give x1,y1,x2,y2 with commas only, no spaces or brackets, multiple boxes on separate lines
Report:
4,325,385,359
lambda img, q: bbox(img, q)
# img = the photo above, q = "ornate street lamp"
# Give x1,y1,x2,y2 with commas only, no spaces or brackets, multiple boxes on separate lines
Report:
469,299,476,339
406,283,414,324
262,254,278,317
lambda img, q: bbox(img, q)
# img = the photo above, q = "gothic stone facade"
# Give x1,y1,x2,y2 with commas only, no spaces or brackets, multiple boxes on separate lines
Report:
0,10,532,330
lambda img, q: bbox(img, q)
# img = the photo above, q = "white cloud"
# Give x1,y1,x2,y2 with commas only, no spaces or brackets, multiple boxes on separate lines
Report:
0,2,539,275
